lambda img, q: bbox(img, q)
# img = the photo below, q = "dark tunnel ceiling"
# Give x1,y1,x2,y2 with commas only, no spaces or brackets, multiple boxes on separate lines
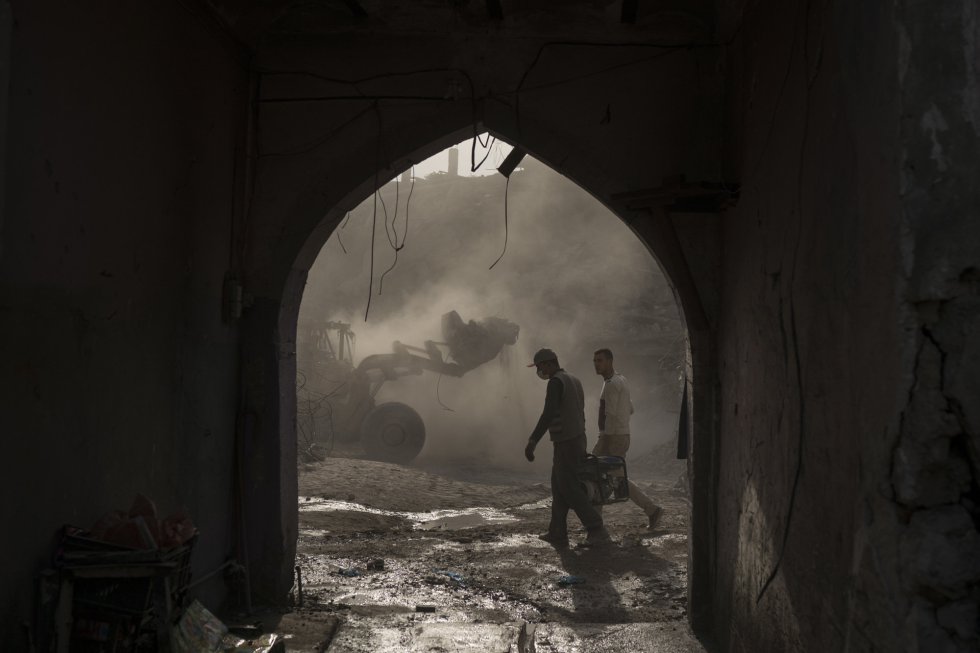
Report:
205,0,713,45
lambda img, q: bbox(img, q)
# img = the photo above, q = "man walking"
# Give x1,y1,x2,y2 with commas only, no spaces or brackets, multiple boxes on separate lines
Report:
524,348,611,548
592,348,664,529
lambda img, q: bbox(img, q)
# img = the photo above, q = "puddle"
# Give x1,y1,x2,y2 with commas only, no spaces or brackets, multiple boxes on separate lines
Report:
513,497,552,511
642,533,687,547
300,497,519,530
417,508,517,530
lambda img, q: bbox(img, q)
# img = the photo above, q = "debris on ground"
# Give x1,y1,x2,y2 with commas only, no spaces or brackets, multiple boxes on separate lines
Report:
37,495,199,653
280,456,706,651
336,567,361,577
433,569,466,586
172,600,285,653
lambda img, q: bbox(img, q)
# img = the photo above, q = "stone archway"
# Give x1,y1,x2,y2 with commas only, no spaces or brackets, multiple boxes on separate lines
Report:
239,104,723,634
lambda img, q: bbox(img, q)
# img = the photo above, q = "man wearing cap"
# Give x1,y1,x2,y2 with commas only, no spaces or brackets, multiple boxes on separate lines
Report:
524,348,611,548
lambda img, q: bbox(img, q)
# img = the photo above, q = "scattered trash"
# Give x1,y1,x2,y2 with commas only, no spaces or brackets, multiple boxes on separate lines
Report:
172,600,284,653
366,558,385,571
557,575,586,586
171,600,227,653
227,623,263,639
235,633,285,653
433,569,465,585
415,605,437,613
52,501,198,650
88,493,197,550
337,567,360,577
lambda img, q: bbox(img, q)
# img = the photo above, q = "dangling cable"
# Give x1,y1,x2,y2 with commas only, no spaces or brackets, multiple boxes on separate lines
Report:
364,178,378,321
436,373,456,412
488,176,510,270
403,166,415,248
380,167,414,292
378,181,399,294
383,179,399,248
336,212,350,254
471,135,497,172
364,103,384,321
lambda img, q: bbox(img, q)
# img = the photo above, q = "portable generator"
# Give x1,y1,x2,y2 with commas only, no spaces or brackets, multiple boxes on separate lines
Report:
578,455,630,505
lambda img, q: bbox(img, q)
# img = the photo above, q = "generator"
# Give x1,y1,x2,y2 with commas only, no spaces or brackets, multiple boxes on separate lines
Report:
578,455,630,506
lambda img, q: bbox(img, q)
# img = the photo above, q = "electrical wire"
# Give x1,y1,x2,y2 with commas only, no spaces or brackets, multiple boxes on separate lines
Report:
488,176,510,270
377,182,400,294
364,171,378,322
364,101,389,321
470,135,497,173
435,373,456,412
336,213,349,254
382,179,399,249
403,165,415,246
379,167,414,292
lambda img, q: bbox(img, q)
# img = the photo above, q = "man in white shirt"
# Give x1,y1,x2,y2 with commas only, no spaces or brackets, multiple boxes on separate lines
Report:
592,348,664,529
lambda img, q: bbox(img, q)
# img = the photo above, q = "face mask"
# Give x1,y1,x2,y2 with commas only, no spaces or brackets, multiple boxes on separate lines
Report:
536,368,549,380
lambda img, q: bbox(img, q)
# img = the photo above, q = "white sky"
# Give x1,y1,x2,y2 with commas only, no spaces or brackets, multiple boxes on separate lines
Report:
410,133,515,179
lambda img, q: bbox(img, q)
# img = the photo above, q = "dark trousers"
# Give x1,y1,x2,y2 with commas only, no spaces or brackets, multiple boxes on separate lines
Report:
548,435,603,535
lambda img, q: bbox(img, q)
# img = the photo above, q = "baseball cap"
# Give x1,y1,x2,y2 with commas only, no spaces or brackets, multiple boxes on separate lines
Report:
527,348,558,367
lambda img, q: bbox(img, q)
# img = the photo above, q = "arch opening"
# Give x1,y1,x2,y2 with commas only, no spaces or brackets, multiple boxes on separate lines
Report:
283,135,705,641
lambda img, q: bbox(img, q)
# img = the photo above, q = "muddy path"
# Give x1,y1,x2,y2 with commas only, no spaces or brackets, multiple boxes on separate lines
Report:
273,457,705,652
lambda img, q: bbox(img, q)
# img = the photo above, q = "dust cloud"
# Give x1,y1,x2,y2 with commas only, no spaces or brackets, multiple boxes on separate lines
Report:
298,148,684,471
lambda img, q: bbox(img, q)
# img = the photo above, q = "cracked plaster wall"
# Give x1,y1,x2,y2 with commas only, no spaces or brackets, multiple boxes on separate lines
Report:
714,0,979,651
0,2,248,643
892,0,980,650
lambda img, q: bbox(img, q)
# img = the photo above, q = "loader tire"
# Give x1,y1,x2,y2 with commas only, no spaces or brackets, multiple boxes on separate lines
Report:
360,402,426,463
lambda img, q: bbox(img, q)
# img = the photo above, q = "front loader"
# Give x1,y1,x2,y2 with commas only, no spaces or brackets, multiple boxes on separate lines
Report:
297,311,519,463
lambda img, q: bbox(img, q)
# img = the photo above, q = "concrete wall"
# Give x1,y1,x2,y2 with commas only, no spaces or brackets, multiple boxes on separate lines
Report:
0,1,248,643
714,0,979,651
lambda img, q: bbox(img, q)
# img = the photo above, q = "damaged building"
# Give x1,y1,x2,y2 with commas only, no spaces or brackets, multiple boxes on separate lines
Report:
1,0,978,651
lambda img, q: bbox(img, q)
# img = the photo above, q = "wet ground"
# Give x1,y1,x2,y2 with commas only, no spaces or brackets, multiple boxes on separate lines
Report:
266,455,705,652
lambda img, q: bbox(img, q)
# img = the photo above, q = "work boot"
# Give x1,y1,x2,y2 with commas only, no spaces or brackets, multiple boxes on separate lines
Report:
579,526,612,548
647,506,664,530
538,532,569,548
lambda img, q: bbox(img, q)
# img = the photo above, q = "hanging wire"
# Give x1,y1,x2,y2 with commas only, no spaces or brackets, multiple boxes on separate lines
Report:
403,165,415,246
377,182,397,294
470,134,497,172
380,167,414,292
336,211,350,254
364,175,378,321
436,373,456,412
364,102,385,322
488,176,511,270
383,179,400,248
